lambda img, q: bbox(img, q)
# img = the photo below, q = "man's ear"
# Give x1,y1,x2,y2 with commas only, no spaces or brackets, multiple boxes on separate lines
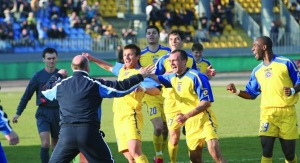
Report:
262,45,267,51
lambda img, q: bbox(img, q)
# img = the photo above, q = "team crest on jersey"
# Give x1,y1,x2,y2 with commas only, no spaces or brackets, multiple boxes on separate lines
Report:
203,89,208,95
152,56,159,64
264,69,272,78
177,82,182,91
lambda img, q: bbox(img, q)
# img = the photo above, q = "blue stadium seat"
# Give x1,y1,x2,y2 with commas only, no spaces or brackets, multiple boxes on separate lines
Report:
77,28,85,34
13,23,21,30
84,34,91,39
70,28,78,34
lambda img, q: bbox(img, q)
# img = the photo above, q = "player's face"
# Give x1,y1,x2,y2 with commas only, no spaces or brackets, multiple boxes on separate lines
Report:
146,28,159,45
43,53,57,68
252,38,265,61
123,48,140,68
169,52,186,75
169,34,183,51
192,50,203,62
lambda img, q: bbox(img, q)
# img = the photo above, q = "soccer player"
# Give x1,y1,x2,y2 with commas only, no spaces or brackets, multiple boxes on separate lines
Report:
0,88,19,163
12,47,65,163
140,25,171,162
151,49,226,163
155,29,197,163
181,42,216,136
226,36,300,163
84,44,161,163
191,42,216,79
42,54,153,162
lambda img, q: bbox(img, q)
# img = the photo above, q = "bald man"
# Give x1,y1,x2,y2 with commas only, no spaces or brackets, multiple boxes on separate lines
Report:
42,55,154,163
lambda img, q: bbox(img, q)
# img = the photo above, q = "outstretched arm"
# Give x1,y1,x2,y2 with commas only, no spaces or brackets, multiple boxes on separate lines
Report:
83,53,113,72
0,107,19,145
206,65,216,80
226,83,254,99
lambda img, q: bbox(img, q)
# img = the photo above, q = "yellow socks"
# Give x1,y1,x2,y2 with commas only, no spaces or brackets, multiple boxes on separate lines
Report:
153,135,163,158
135,154,149,163
168,141,178,163
285,155,297,163
261,156,272,163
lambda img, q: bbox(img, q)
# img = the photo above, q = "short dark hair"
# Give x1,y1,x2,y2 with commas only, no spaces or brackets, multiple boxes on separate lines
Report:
191,42,203,51
42,47,58,58
72,56,89,70
259,36,273,49
124,44,141,56
145,25,160,34
171,49,188,61
168,29,185,40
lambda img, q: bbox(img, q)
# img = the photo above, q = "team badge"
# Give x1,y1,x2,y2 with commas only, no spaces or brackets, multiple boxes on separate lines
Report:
203,89,208,95
264,69,272,78
152,56,159,64
177,82,182,91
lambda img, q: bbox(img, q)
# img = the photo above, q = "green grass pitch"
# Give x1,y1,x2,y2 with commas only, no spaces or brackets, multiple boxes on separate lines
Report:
1,86,300,163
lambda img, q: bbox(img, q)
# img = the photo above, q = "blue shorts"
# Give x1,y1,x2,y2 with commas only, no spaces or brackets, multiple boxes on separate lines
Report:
35,107,60,138
0,142,8,163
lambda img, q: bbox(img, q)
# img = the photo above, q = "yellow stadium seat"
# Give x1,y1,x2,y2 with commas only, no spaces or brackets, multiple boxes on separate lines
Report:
242,41,248,47
220,41,227,48
202,42,210,48
247,8,253,13
236,35,243,41
179,25,186,31
174,3,182,10
234,41,242,47
171,25,178,30
227,41,234,48
211,42,218,48
220,36,227,42
170,0,176,3
167,4,174,10
228,35,235,41
222,30,229,35
224,24,232,31
242,2,248,8
273,6,280,13
211,36,219,42
230,30,237,35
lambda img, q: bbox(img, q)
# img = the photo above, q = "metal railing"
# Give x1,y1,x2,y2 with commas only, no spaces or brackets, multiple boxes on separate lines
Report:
0,33,300,54
235,1,261,40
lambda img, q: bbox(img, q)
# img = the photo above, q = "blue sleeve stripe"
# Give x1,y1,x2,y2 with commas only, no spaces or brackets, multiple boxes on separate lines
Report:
84,76,140,98
189,71,203,90
0,110,12,135
202,59,211,65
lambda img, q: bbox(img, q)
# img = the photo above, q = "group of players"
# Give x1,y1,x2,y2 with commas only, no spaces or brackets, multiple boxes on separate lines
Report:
83,26,224,163
1,24,299,163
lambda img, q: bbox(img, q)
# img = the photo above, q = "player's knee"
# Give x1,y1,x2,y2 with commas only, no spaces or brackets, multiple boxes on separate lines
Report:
169,136,180,145
262,148,273,157
41,142,50,148
284,153,295,161
154,127,163,135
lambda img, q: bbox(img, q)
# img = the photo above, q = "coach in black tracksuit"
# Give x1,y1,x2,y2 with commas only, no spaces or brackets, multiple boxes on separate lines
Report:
42,55,154,163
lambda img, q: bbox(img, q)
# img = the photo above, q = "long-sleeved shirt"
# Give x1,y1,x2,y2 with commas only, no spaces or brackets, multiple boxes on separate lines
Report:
16,68,60,115
42,70,144,128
